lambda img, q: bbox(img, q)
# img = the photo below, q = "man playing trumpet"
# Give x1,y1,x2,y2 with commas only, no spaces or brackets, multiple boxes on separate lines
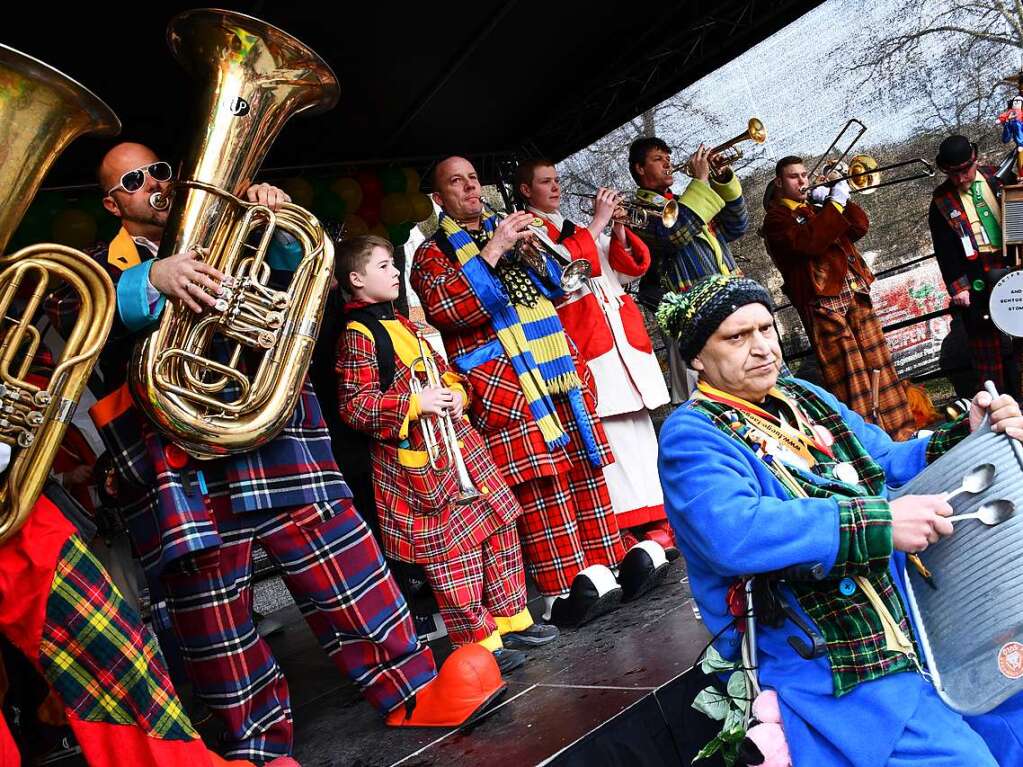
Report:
628,137,749,401
411,156,664,629
515,159,674,555
762,155,916,440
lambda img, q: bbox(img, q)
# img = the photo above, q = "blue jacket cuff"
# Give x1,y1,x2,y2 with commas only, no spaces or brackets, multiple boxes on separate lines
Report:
117,260,166,332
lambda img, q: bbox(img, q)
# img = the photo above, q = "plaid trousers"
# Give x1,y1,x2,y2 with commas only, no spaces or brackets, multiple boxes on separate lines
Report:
421,522,527,646
512,461,626,596
160,493,436,762
0,496,233,767
805,292,916,441
964,315,1023,398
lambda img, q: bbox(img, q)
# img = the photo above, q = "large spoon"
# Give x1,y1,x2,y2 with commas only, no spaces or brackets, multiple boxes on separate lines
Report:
948,499,1016,527
945,463,996,503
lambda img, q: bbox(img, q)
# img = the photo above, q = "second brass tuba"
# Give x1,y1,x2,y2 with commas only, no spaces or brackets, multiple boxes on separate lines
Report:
130,9,340,459
0,45,119,542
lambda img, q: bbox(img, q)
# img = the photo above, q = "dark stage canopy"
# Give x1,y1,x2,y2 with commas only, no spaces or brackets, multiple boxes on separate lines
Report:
8,0,820,187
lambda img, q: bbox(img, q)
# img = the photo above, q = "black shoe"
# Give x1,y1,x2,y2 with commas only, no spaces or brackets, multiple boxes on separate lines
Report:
549,566,622,628
492,647,527,674
502,622,559,649
618,541,670,602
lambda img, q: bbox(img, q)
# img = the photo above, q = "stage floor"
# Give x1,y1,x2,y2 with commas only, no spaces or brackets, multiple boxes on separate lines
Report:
271,557,710,767
45,557,712,766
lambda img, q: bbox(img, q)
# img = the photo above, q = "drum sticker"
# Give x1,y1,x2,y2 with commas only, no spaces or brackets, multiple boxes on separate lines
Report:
229,96,250,117
997,642,1023,679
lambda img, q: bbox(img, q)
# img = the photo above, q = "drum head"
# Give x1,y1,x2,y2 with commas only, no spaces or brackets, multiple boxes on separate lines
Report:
989,270,1023,337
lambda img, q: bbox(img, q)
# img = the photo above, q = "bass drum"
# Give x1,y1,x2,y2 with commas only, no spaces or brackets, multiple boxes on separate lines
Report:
990,270,1023,337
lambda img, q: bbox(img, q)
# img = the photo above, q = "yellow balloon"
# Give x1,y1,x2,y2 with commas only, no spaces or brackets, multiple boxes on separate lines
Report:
403,167,421,193
407,192,434,222
333,177,363,212
343,213,369,237
380,193,412,226
280,177,314,208
52,208,97,249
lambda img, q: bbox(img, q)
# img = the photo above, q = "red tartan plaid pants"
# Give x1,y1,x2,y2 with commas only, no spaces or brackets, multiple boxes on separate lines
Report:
511,460,626,596
421,521,528,645
0,496,245,767
160,494,437,762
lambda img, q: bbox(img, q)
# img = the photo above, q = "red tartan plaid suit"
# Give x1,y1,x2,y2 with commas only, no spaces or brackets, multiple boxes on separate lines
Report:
337,303,531,645
410,226,625,597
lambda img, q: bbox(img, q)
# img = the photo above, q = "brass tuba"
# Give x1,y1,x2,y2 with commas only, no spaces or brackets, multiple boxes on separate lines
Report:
0,46,119,542
131,9,340,459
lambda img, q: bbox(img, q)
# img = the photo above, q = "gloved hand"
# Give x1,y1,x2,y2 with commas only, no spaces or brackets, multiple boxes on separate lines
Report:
828,179,851,207
808,185,829,205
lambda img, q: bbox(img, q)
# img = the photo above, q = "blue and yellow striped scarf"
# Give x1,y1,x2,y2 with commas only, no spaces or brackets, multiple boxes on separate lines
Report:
438,211,601,465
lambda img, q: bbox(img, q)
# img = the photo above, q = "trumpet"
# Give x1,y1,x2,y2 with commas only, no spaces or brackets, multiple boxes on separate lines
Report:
674,117,767,176
482,201,591,292
568,192,679,229
409,335,480,506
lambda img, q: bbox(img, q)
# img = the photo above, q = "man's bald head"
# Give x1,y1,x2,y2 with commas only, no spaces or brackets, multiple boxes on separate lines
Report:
431,156,483,223
98,142,170,239
97,142,160,191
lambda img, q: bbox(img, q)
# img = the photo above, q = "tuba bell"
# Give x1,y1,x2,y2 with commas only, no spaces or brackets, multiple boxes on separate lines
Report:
130,9,340,459
0,46,119,543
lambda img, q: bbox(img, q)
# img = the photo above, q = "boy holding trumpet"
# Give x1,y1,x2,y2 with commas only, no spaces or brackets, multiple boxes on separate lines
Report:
335,235,558,672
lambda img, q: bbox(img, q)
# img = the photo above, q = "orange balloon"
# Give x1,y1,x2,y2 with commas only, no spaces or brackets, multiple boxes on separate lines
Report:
380,193,412,226
333,177,363,212
407,192,434,222
343,213,369,237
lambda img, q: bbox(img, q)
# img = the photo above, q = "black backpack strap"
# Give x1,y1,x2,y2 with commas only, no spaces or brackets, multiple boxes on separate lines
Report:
344,308,397,391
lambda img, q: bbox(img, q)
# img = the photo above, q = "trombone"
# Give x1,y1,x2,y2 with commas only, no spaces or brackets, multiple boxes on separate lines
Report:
409,334,480,506
568,192,679,229
482,200,591,292
801,119,934,195
802,156,936,196
673,117,767,176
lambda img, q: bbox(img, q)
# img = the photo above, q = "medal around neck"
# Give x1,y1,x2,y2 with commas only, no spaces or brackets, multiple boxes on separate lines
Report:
833,462,859,485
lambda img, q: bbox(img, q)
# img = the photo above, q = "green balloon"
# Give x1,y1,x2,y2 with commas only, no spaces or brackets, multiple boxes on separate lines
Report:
380,167,407,194
313,191,347,222
387,222,410,247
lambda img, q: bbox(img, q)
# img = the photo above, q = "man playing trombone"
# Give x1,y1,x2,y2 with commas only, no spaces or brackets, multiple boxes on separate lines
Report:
627,137,749,401
762,155,916,440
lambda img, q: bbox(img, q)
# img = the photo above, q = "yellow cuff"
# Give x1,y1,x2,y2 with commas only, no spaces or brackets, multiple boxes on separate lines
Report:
710,172,743,202
399,394,420,440
830,200,845,214
495,607,534,634
478,630,503,652
679,179,726,224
